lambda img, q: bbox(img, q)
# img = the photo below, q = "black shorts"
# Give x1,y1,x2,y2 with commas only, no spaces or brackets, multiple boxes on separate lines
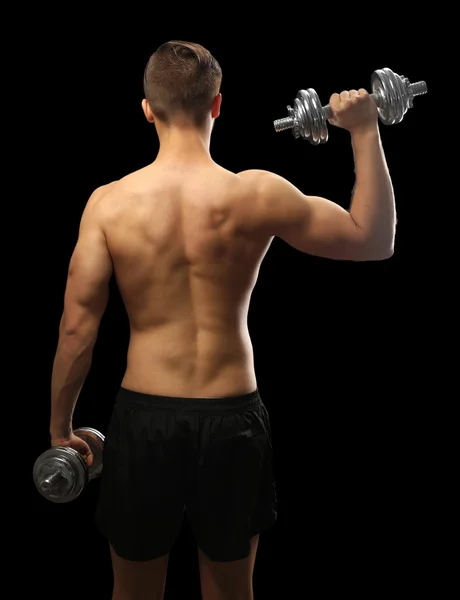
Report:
94,387,277,562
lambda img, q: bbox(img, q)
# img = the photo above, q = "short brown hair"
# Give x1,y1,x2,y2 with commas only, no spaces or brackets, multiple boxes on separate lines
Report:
143,40,222,127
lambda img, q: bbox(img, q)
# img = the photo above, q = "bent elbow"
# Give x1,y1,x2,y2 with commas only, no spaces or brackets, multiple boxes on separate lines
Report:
382,246,395,260
361,245,394,261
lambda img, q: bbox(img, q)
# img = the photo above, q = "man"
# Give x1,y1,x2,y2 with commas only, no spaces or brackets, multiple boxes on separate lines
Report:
49,40,395,600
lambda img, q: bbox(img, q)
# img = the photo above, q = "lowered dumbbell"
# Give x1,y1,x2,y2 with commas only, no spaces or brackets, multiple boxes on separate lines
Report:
33,427,105,503
273,67,428,145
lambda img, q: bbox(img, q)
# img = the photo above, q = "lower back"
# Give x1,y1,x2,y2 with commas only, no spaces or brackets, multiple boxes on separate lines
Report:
122,322,257,397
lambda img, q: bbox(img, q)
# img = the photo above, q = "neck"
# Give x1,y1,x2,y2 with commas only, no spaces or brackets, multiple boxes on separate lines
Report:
155,123,213,164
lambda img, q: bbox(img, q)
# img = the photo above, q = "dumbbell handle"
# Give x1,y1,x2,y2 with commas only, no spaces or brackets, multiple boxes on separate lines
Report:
40,470,64,492
323,92,380,120
274,77,427,136
274,92,380,133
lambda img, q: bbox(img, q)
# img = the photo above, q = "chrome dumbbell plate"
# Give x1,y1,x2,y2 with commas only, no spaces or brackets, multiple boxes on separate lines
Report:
274,68,427,144
33,428,105,503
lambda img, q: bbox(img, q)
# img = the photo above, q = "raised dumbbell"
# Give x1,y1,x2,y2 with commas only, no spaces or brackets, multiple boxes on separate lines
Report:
33,427,105,503
273,67,428,145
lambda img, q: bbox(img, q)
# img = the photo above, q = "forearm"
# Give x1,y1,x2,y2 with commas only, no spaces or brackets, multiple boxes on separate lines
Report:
349,127,396,255
50,339,94,439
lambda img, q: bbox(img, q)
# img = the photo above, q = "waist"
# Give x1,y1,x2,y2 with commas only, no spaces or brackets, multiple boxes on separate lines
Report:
123,330,256,397
115,386,261,413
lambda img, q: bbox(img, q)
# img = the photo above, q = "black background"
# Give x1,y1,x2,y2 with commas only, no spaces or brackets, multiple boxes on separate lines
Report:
24,12,441,600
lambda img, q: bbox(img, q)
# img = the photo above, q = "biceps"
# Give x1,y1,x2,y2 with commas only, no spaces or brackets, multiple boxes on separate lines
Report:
65,266,110,316
281,196,368,260
62,237,112,334
301,196,367,260
62,273,110,338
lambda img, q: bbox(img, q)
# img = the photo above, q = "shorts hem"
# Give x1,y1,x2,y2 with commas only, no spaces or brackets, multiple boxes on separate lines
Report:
197,510,278,563
94,518,176,562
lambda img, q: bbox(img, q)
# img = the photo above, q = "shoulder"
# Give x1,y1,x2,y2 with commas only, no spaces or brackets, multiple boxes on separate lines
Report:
237,169,293,208
237,169,273,184
237,169,287,193
87,181,121,211
83,166,151,220
87,182,118,206
80,182,119,229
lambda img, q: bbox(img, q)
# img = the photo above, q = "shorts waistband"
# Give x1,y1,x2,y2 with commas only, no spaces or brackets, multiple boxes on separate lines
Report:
116,386,261,413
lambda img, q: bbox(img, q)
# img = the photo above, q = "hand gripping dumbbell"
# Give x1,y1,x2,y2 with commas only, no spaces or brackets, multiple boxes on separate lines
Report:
273,67,428,145
33,427,105,503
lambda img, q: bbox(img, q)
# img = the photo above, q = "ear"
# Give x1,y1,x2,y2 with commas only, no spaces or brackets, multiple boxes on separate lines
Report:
141,99,155,123
211,93,222,119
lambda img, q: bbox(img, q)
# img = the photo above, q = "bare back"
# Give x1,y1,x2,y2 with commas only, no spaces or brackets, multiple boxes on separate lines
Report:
102,163,272,397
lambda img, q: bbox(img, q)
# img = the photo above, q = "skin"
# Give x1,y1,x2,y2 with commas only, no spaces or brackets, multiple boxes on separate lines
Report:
49,88,394,599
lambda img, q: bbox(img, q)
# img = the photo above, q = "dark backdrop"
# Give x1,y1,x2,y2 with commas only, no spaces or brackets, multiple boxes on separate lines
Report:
25,17,438,600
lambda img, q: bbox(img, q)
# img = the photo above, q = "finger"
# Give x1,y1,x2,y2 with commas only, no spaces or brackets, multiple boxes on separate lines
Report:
339,90,351,102
329,92,340,109
76,441,94,467
80,445,94,467
358,88,370,98
349,89,360,105
82,442,94,467
328,92,340,121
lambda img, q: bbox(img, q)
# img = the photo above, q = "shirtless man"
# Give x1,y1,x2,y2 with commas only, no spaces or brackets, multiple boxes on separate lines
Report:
49,41,395,600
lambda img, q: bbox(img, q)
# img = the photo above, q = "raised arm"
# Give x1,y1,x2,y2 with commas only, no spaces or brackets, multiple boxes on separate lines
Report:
244,92,396,261
254,170,376,261
247,133,394,261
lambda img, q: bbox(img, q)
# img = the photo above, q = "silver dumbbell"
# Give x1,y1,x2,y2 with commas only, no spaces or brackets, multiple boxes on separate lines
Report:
33,427,105,503
273,68,428,145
